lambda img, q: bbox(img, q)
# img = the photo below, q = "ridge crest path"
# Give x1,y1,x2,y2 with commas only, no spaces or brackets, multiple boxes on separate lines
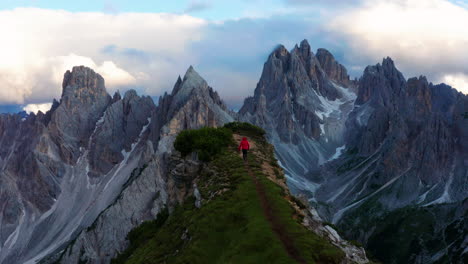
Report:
235,134,307,264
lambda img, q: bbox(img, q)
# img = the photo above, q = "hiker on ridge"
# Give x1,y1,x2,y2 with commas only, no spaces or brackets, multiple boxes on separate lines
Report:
238,137,250,161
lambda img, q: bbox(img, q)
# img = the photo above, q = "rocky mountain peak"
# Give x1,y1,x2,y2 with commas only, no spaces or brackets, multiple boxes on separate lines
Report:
316,48,334,61
275,44,288,54
300,39,310,50
112,90,122,102
406,76,432,118
49,66,112,164
298,39,312,59
356,57,406,106
171,76,183,96
316,48,350,86
173,66,208,99
381,56,395,70
150,66,233,146
183,66,205,85
61,66,106,100
271,44,290,63
123,89,138,100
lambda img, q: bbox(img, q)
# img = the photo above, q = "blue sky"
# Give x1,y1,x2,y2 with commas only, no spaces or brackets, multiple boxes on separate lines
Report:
0,0,288,19
0,0,467,113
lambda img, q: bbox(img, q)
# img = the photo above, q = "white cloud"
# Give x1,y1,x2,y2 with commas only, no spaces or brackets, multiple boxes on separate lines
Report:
326,0,468,93
0,8,206,104
1,3,466,109
23,103,53,114
443,73,468,94
50,54,136,88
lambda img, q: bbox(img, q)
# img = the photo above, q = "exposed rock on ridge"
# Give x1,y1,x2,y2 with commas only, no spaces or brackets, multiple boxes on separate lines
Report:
48,66,234,264
0,66,158,264
49,66,112,164
240,40,356,195
312,58,467,263
316,48,351,87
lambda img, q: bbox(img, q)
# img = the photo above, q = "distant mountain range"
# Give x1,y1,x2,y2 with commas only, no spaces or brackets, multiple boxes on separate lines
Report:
0,40,466,264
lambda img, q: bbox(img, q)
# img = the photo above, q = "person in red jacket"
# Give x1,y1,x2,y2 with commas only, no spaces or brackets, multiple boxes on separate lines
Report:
238,137,250,161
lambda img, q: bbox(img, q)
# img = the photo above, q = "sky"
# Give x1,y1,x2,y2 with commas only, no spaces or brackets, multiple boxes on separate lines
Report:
0,0,467,113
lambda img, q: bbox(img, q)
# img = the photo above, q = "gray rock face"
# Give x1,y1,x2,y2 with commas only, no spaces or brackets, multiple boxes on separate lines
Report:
310,59,467,262
1,41,466,264
239,40,356,195
39,66,234,264
49,66,112,165
88,90,155,177
316,48,351,87
315,58,467,214
239,41,467,262
0,66,160,264
150,66,234,148
0,110,65,256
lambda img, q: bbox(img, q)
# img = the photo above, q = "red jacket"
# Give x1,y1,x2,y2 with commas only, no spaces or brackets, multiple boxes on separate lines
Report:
238,138,250,150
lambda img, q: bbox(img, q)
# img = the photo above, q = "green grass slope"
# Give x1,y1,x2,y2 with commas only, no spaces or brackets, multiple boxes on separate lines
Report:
112,122,345,264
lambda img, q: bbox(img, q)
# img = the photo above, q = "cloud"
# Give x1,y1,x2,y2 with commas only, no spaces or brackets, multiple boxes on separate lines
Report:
51,54,136,89
191,16,341,107
443,73,468,94
23,103,53,114
184,1,212,13
0,8,206,104
1,2,466,111
325,0,468,93
0,7,335,109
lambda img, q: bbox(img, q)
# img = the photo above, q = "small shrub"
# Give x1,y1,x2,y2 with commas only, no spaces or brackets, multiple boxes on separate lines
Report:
349,240,364,248
174,127,232,161
273,168,284,179
224,122,266,136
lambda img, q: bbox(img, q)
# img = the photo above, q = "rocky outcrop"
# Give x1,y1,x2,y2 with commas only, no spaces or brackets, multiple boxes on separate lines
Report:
316,48,350,87
310,58,467,263
238,40,466,263
1,40,466,264
49,66,112,165
240,40,356,195
88,90,155,177
55,153,206,264
150,66,234,150
0,66,158,264
43,66,234,264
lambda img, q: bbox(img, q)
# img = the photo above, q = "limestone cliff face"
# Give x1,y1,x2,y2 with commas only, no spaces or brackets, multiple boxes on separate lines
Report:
312,58,467,263
49,66,112,165
316,48,351,87
0,66,158,264
49,66,234,264
239,40,356,195
0,64,233,264
154,66,234,142
1,40,466,264
316,58,467,215
238,41,467,263
87,90,155,177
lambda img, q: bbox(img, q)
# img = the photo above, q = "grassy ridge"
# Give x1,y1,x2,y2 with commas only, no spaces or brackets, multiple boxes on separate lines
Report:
112,122,344,264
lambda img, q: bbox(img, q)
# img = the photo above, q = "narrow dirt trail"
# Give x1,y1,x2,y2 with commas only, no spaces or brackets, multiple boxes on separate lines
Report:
234,134,306,264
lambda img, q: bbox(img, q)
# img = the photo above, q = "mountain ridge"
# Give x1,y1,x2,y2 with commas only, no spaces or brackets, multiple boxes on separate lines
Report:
0,39,466,264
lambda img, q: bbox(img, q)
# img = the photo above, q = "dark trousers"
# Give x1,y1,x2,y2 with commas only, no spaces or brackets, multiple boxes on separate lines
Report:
242,149,248,161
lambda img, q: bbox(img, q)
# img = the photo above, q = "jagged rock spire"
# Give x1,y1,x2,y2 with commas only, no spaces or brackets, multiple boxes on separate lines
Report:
316,48,350,86
49,66,112,164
